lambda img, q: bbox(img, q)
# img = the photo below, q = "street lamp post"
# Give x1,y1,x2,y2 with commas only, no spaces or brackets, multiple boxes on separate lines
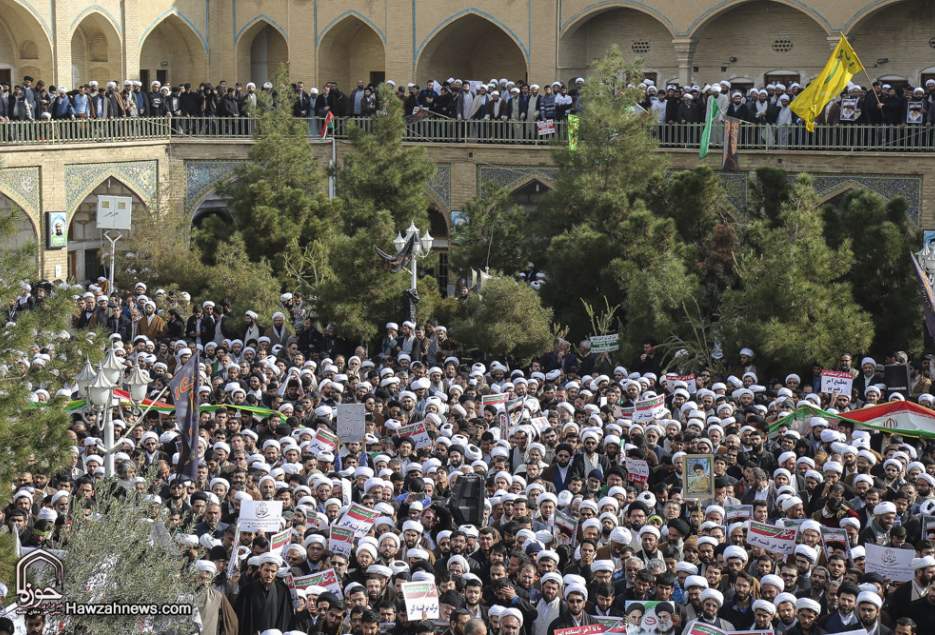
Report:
393,221,434,321
87,364,116,477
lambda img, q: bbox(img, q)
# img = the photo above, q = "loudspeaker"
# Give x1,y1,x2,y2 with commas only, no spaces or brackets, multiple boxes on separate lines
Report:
448,473,485,526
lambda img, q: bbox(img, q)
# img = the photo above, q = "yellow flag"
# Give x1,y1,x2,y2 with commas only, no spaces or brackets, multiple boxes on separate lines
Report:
791,34,864,132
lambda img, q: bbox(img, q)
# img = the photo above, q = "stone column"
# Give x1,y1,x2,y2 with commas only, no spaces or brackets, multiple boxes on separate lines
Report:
672,38,695,85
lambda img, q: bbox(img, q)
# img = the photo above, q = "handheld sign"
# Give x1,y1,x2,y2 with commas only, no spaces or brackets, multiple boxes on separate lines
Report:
336,403,367,443
746,521,796,555
820,370,853,396
294,568,343,598
269,528,291,555
589,333,620,353
336,503,380,538
238,500,283,533
402,581,440,620
328,526,355,559
865,543,914,582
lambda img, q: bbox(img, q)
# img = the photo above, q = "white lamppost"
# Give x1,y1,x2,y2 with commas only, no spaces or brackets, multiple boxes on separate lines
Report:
126,361,151,404
87,364,116,477
393,221,434,321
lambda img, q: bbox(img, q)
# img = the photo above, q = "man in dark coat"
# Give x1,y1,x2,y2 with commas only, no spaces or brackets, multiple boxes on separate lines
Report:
233,556,294,635
548,586,594,632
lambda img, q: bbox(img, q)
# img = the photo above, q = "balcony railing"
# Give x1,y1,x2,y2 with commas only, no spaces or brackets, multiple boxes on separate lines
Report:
1,116,934,152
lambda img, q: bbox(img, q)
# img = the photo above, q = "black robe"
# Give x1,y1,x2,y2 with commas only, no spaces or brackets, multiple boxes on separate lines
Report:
234,576,294,635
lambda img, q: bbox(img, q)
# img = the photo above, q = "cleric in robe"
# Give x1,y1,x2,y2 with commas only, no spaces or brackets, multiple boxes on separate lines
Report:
233,553,294,635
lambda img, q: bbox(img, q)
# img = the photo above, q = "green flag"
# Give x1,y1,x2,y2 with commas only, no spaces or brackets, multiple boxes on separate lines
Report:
567,114,580,151
699,97,720,159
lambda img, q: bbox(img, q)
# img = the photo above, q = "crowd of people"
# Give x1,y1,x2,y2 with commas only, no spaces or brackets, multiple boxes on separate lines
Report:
2,277,935,635
3,73,935,146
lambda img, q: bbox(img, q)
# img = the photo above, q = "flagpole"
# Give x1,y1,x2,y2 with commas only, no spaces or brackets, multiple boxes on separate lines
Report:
843,32,884,111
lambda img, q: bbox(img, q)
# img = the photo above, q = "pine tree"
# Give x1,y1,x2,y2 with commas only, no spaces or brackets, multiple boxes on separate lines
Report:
315,85,440,344
337,85,436,233
822,191,922,354
217,68,334,278
0,208,100,586
720,174,875,374
449,186,543,276
451,276,553,365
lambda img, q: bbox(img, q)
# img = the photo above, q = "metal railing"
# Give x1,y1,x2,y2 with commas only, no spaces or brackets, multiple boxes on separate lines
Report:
0,117,173,144
1,116,934,151
653,121,935,152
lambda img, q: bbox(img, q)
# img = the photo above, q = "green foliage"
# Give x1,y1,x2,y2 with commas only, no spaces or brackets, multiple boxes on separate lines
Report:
749,167,792,226
338,84,435,233
451,276,553,365
54,485,196,634
544,46,664,233
450,186,542,275
314,212,440,343
217,67,333,278
823,191,922,354
647,167,740,318
720,174,875,374
0,209,100,586
315,84,439,344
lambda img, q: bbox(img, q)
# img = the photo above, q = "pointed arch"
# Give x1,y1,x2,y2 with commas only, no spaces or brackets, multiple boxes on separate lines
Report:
561,1,675,38
139,12,209,85
318,11,385,46
846,0,935,85
844,0,918,33
690,0,830,85
139,9,208,54
816,180,875,206
235,17,289,85
559,4,677,82
0,189,39,272
67,175,150,221
69,5,122,39
0,0,53,83
416,11,527,84
71,10,122,86
317,14,386,92
505,174,556,195
686,0,832,37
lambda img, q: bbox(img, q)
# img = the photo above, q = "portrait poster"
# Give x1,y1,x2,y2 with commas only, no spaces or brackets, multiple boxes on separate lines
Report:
46,212,66,249
625,601,677,635
683,454,715,500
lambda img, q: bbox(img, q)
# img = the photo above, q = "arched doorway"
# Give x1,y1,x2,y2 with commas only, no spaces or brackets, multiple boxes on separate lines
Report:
139,14,208,87
559,7,676,83
849,0,935,86
0,193,38,271
70,12,121,87
237,20,288,85
318,16,385,97
690,0,829,86
509,179,551,215
0,0,53,85
191,196,234,265
427,207,450,296
416,14,526,85
68,178,145,285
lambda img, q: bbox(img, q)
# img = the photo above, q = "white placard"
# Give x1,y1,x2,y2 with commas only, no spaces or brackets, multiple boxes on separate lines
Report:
238,500,283,533
96,195,133,230
337,403,366,443
402,581,440,620
865,543,914,582
820,370,853,396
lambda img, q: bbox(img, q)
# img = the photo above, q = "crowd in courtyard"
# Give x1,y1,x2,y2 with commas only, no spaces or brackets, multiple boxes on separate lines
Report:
2,278,935,635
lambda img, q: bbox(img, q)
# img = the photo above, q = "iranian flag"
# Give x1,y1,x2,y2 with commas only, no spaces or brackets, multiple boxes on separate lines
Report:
846,401,935,439
320,111,335,138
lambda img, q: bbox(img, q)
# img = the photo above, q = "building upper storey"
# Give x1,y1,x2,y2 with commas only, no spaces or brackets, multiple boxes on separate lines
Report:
0,0,931,96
